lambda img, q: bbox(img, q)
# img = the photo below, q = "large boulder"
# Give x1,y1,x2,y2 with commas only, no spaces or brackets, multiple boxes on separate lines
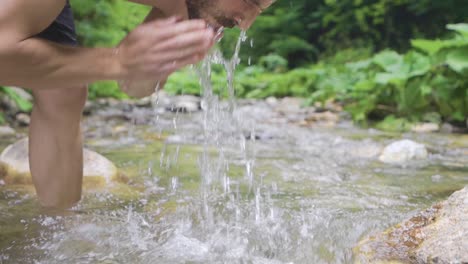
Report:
355,187,468,264
0,138,117,187
379,140,428,164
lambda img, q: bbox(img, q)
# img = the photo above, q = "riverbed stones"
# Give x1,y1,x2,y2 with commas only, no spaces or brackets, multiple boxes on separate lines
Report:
379,140,428,164
410,123,439,133
0,126,15,137
0,138,117,186
355,187,468,264
167,95,200,113
15,113,30,127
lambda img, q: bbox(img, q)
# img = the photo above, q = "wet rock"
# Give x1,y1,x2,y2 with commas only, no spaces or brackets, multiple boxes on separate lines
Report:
265,96,278,106
167,95,200,113
83,100,97,116
0,126,15,137
411,123,439,133
440,123,455,133
0,94,20,116
302,111,340,127
314,100,343,113
0,138,117,186
15,113,30,127
355,187,468,264
379,140,428,164
275,97,305,115
135,96,153,108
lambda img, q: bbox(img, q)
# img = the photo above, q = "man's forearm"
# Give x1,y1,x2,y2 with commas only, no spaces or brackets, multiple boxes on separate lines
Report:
0,38,121,89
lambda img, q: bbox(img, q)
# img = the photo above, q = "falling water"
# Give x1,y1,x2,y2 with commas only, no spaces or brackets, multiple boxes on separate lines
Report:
1,29,467,264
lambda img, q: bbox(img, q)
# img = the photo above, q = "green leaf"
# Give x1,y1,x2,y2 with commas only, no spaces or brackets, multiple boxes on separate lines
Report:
446,47,468,73
375,72,406,85
376,116,413,132
1,87,33,112
372,50,404,73
447,23,468,37
411,39,446,56
404,51,431,77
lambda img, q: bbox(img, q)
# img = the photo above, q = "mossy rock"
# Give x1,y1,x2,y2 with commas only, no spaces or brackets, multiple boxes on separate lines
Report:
355,187,468,264
0,138,118,187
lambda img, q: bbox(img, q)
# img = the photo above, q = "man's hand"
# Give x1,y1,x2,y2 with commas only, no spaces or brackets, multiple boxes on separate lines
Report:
117,17,214,82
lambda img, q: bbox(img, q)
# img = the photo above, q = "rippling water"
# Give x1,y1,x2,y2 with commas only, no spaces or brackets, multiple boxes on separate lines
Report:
1,34,467,263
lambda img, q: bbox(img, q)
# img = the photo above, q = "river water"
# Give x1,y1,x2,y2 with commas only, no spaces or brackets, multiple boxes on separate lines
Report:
1,37,467,263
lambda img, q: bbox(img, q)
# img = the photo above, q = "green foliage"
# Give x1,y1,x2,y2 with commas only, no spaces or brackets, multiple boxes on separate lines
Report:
71,0,149,46
258,54,288,73
0,112,5,125
0,87,33,112
232,0,468,67
375,115,413,132
87,81,128,100
71,0,149,99
167,24,468,126
67,0,467,127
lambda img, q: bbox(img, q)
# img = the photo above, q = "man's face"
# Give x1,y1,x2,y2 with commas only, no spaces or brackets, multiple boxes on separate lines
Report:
186,0,273,31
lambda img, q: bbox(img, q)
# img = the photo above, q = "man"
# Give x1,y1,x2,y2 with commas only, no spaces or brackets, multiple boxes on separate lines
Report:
0,0,273,209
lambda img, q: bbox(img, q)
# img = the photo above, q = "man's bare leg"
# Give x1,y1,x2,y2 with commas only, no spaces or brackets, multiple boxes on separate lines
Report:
29,86,87,209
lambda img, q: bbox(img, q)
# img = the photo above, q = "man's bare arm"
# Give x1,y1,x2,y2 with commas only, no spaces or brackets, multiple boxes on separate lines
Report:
0,0,213,90
0,0,121,89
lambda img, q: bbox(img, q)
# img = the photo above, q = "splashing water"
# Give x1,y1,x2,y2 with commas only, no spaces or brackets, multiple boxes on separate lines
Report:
1,31,467,264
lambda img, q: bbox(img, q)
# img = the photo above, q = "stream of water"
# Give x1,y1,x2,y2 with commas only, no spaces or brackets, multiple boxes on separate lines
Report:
0,33,467,264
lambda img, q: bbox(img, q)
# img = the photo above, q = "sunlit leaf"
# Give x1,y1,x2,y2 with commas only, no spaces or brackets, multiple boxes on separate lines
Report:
446,47,468,73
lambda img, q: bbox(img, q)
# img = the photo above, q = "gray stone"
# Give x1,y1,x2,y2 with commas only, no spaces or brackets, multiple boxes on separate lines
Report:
440,123,456,133
275,97,305,115
0,94,20,115
15,113,30,126
379,139,428,164
265,96,278,106
135,97,153,107
167,95,201,113
355,187,468,264
0,126,15,137
0,138,117,186
411,123,440,133
83,100,96,115
416,187,468,263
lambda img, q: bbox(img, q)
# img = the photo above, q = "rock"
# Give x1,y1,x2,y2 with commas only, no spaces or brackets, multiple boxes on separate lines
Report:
411,123,439,133
275,97,305,115
440,123,455,133
9,87,33,102
303,111,340,127
379,140,428,164
15,113,30,126
439,122,466,134
167,95,200,113
135,97,153,108
0,126,15,137
83,100,97,116
265,97,278,106
0,94,20,115
355,187,468,264
0,138,117,187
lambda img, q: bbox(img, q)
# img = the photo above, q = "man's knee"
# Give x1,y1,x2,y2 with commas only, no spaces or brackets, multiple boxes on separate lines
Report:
32,86,88,119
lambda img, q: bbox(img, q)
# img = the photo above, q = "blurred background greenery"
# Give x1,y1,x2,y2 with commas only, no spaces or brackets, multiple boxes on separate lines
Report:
1,0,467,129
